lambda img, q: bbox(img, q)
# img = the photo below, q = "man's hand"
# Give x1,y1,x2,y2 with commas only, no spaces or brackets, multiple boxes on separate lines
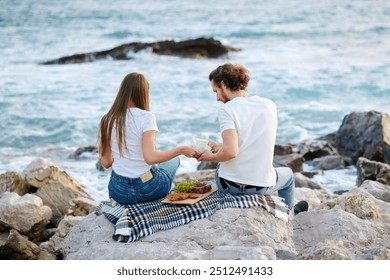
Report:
197,150,215,162
208,141,222,154
198,130,238,162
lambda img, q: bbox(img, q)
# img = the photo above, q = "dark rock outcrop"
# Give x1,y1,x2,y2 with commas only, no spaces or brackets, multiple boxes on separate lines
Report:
151,38,237,58
335,111,390,164
41,37,240,65
273,153,304,172
311,155,348,170
42,42,147,64
297,139,338,160
0,229,56,260
356,157,390,186
68,145,97,159
274,144,294,156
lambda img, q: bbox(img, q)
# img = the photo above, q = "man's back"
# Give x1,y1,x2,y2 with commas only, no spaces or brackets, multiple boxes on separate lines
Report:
217,95,277,186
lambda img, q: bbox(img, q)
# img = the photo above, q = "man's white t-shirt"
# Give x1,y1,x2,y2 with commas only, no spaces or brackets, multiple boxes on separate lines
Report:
111,107,158,178
218,95,277,186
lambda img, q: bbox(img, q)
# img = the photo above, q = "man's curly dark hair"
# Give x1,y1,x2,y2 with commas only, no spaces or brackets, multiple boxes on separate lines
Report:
209,63,250,91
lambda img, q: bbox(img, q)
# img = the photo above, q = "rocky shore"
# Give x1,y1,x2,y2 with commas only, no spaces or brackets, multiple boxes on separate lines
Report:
0,110,389,260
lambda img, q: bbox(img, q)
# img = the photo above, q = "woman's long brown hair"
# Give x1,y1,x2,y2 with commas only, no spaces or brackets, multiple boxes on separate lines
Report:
98,72,150,157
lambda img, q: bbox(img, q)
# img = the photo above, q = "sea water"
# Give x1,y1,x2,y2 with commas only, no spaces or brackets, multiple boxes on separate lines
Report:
1,0,389,201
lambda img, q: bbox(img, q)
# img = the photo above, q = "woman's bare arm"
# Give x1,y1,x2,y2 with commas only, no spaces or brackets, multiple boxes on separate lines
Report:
142,130,200,165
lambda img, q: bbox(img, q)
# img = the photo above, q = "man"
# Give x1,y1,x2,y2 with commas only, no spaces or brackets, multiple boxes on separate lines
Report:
198,63,308,215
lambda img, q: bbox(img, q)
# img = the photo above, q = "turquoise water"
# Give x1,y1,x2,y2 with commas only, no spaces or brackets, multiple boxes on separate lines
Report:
1,0,389,200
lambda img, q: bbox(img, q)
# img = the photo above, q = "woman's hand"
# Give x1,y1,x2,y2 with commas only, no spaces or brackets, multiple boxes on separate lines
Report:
181,146,202,159
142,131,202,164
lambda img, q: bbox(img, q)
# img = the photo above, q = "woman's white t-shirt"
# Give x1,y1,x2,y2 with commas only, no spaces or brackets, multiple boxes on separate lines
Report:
218,95,277,186
111,107,158,178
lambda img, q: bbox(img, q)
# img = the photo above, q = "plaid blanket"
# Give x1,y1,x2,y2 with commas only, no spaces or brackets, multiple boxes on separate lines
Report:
95,191,290,243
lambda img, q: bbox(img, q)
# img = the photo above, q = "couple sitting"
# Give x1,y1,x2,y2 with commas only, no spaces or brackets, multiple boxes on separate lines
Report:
98,63,308,215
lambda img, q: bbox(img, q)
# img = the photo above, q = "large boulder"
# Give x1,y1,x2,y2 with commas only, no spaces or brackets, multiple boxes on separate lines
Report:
294,172,322,190
0,229,55,260
356,157,390,186
293,188,390,259
311,155,348,170
23,158,97,226
294,187,333,211
23,158,88,192
0,192,52,239
359,180,390,203
335,111,390,164
43,215,84,259
273,153,304,172
0,171,29,196
297,139,338,160
62,207,295,260
294,209,390,260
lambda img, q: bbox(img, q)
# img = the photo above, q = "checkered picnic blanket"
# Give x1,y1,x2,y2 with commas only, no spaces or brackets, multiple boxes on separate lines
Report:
95,191,290,243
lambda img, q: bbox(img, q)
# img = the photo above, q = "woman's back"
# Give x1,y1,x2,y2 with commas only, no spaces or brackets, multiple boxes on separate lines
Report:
111,108,158,178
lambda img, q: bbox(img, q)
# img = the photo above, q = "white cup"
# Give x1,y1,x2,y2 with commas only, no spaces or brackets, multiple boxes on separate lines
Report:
195,138,210,153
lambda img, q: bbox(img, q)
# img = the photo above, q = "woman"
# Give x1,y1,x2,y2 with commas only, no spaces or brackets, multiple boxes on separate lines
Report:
98,72,200,205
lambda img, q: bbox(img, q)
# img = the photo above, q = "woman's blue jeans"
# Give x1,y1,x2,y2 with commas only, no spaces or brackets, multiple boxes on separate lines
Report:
215,164,295,211
108,157,180,205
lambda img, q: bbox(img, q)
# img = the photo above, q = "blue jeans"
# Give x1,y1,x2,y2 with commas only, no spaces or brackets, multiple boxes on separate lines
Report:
108,157,180,205
215,164,295,210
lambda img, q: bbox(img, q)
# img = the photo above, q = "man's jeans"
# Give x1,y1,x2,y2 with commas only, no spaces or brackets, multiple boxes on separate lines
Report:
215,164,295,210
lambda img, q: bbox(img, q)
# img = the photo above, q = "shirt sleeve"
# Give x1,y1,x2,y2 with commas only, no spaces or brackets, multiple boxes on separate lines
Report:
218,106,236,132
143,112,159,132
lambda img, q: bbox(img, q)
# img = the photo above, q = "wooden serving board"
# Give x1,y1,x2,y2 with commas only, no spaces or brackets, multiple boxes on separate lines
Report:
161,186,218,205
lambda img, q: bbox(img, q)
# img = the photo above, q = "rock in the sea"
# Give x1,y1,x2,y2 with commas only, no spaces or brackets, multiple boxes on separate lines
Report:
68,145,97,159
41,37,240,64
152,37,237,58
